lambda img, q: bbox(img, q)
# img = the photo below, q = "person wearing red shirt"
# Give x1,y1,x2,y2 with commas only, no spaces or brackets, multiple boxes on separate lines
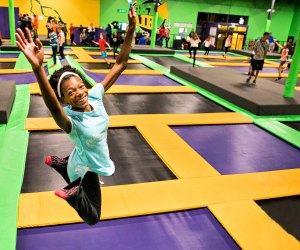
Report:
157,24,166,47
69,23,75,45
93,33,111,68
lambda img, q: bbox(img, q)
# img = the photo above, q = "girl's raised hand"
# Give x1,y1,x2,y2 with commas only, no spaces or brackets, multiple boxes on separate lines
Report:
15,28,44,70
128,2,137,27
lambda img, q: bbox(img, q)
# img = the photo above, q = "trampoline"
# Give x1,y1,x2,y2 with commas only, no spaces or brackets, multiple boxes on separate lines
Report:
90,55,118,60
0,62,16,69
84,71,180,86
27,93,227,117
22,128,175,193
225,66,289,74
144,56,191,68
17,208,239,250
81,62,150,70
172,124,300,174
257,196,300,241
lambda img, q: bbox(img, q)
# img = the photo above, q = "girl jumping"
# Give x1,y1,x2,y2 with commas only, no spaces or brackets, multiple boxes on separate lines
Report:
16,3,137,225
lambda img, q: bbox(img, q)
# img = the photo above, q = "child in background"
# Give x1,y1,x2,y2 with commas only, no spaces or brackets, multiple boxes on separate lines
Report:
248,51,255,75
49,28,58,66
189,33,201,67
69,23,75,45
203,36,215,56
93,33,112,68
223,35,232,57
57,26,65,61
15,2,137,225
274,41,289,81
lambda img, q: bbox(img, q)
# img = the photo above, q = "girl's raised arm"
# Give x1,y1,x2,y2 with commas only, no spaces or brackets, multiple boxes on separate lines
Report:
16,28,71,132
101,2,137,91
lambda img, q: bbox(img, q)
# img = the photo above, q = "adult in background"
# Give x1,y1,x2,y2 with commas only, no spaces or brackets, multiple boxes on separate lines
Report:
111,32,121,59
157,24,166,47
268,32,275,53
88,23,96,43
69,23,75,45
246,32,270,85
105,24,112,43
32,14,39,41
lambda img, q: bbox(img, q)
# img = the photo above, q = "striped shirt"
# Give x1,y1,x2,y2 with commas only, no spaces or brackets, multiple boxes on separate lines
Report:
254,39,269,60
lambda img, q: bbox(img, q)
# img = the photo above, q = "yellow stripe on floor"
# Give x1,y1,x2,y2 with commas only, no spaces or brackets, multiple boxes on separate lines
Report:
209,200,300,250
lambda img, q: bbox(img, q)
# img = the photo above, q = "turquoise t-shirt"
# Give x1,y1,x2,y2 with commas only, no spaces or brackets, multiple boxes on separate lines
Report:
64,83,115,182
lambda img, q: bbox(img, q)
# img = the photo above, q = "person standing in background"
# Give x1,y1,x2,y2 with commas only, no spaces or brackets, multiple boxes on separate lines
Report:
49,28,58,66
165,24,171,48
274,41,289,81
223,34,232,57
157,24,166,47
203,36,215,56
88,23,96,43
268,32,275,53
57,26,65,61
105,24,112,44
189,33,201,67
246,32,270,85
32,14,39,41
69,23,75,45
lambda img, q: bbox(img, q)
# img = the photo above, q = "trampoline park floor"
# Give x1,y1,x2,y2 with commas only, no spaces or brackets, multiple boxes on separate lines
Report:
1,48,300,250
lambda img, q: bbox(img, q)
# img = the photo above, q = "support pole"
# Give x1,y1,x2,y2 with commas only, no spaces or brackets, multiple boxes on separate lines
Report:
283,31,300,98
8,0,16,45
265,0,275,32
150,0,159,48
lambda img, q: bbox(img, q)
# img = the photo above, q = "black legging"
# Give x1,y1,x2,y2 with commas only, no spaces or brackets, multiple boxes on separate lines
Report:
59,43,65,60
189,47,198,67
52,158,101,225
51,46,57,64
204,47,210,56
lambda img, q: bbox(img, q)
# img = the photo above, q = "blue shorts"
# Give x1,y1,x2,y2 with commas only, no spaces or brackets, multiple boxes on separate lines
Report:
101,51,107,58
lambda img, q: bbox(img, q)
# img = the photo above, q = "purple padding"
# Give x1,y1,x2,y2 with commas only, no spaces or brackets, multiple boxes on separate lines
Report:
84,70,180,86
172,124,300,174
90,55,116,60
0,53,19,58
17,209,239,250
43,48,73,52
0,72,37,84
176,51,239,57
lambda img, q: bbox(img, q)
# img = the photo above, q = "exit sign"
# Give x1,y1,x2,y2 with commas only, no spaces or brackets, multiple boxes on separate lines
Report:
117,9,127,13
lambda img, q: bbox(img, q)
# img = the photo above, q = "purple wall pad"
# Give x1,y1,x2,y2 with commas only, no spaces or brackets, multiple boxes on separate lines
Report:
0,7,19,38
84,70,180,86
176,51,239,57
0,53,19,58
172,124,300,174
17,209,239,250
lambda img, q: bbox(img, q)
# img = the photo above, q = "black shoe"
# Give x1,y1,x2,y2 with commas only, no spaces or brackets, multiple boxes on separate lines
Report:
252,80,256,85
106,64,111,69
246,77,251,84
248,72,250,75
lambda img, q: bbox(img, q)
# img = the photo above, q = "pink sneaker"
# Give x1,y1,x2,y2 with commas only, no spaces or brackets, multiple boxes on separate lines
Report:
44,156,67,167
54,186,79,200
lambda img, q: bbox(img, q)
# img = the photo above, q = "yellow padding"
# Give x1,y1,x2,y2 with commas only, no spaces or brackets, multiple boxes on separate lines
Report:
206,62,278,68
18,168,300,227
77,59,140,64
295,87,300,91
29,83,41,95
30,84,196,95
106,85,197,94
89,69,163,75
25,113,252,131
184,55,248,60
0,58,17,62
0,69,32,74
256,73,300,78
65,47,94,61
136,123,220,178
209,200,300,250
